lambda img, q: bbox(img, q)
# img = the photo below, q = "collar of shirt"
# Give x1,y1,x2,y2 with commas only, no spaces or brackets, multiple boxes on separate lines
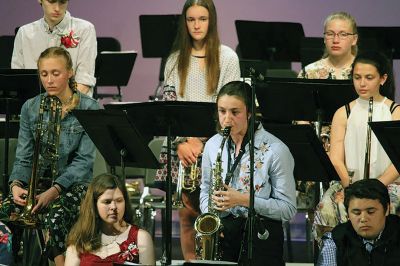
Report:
361,230,383,252
41,11,71,35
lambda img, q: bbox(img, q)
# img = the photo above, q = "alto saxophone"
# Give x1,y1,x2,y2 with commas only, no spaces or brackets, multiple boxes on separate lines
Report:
16,95,62,227
194,126,231,260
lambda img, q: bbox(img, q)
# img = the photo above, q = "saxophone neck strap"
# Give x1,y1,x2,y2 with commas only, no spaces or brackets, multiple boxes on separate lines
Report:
225,134,249,186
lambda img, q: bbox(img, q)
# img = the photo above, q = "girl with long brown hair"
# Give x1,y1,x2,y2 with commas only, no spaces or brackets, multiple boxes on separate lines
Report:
65,174,155,265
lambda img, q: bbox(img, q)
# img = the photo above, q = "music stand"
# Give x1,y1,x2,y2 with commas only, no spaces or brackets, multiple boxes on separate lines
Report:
370,120,400,174
239,59,291,78
0,69,39,197
263,124,340,182
235,20,305,62
255,77,356,123
94,51,137,101
139,14,181,100
300,37,324,68
105,101,216,265
72,109,160,181
139,15,180,58
357,26,400,59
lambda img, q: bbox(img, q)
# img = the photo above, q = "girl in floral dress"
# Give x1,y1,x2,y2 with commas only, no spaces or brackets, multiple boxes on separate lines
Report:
298,11,358,79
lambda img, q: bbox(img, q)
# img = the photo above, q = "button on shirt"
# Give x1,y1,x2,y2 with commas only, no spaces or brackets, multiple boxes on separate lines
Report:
11,11,97,96
200,124,297,222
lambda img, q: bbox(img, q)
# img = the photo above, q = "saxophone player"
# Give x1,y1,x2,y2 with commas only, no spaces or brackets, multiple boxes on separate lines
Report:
199,81,297,266
0,47,99,266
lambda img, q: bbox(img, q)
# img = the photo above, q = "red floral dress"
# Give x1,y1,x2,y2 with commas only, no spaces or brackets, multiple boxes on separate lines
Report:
79,225,140,266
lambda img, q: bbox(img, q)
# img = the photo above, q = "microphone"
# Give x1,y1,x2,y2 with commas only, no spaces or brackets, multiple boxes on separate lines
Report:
256,216,269,240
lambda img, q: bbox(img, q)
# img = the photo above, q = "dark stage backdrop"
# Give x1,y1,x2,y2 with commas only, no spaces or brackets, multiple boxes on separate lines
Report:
1,0,400,103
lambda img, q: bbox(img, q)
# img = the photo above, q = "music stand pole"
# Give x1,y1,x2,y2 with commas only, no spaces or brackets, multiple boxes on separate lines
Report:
161,127,172,266
247,71,256,265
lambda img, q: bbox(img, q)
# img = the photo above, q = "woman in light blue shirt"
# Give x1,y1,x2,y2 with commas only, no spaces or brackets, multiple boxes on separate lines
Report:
200,81,297,265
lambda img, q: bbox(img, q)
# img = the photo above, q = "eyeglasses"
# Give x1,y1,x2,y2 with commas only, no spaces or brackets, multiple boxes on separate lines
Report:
324,31,356,40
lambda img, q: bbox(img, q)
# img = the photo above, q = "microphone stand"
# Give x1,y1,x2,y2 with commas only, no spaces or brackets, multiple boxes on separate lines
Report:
247,68,257,265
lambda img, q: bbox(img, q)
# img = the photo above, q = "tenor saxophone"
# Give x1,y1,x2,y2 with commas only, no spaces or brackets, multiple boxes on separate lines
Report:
15,95,62,227
194,126,231,260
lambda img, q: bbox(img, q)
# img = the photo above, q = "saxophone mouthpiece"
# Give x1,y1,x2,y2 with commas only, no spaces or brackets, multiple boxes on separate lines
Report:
222,126,231,136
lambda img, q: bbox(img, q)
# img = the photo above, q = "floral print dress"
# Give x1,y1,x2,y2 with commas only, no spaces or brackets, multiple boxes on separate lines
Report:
298,58,352,79
0,221,13,265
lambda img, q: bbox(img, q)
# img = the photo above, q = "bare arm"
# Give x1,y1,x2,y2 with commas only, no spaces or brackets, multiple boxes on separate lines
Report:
138,229,155,265
65,245,80,266
76,83,90,95
329,106,351,187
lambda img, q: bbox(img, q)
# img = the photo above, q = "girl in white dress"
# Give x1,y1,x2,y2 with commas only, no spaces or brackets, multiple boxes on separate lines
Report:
315,51,400,242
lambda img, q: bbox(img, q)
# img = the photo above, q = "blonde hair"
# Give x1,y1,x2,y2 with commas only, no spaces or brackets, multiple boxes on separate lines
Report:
38,46,79,107
322,11,358,58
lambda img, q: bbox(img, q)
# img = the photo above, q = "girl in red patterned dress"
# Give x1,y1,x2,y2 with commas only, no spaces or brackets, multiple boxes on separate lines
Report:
65,174,155,266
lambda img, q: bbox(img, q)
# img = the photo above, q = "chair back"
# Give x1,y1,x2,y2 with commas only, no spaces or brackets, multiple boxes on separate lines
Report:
0,35,15,68
144,138,164,186
97,37,121,53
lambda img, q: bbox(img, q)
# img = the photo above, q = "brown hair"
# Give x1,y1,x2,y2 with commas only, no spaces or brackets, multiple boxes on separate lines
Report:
66,174,134,253
322,11,358,58
215,81,254,132
168,0,221,97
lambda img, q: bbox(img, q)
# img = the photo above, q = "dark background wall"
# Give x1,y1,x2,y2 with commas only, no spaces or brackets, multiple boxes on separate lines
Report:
1,0,399,102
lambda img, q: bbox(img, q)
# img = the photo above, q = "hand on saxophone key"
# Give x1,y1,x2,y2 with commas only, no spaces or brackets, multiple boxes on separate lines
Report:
212,184,249,211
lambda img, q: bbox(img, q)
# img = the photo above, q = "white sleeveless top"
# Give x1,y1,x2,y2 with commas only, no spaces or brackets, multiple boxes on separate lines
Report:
344,97,392,182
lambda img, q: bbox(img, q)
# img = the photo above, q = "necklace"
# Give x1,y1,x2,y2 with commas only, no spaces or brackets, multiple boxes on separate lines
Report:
101,234,119,246
62,93,74,106
192,54,206,58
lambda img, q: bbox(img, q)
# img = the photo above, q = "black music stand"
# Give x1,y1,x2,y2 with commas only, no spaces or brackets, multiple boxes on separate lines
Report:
370,120,400,174
255,77,356,123
139,15,180,58
263,124,340,182
239,60,291,78
300,37,324,68
72,109,160,181
255,77,354,261
105,101,216,265
0,69,39,197
94,51,137,101
139,14,180,100
235,20,305,62
357,26,400,59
